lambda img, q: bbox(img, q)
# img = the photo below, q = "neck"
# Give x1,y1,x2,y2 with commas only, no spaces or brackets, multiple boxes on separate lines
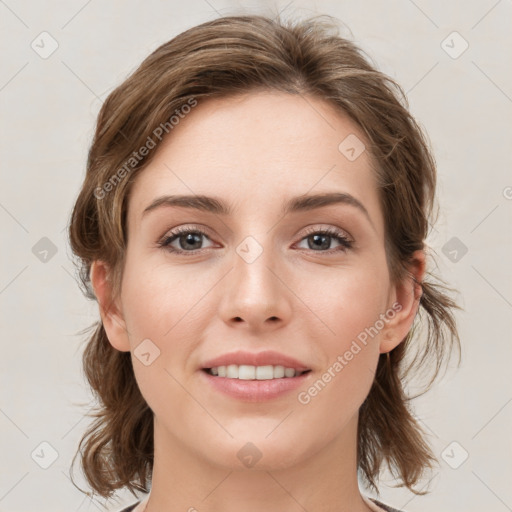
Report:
143,413,372,512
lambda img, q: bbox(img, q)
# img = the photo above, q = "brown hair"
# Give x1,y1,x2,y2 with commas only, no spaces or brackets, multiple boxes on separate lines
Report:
68,13,462,501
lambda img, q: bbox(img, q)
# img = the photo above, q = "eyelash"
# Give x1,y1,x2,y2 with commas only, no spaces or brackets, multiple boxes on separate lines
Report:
157,225,353,256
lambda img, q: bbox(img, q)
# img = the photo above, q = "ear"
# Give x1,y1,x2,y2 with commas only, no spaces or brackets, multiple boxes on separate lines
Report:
379,249,426,354
89,260,131,352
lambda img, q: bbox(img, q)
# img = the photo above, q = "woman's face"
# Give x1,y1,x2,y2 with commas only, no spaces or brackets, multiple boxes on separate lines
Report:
95,91,422,470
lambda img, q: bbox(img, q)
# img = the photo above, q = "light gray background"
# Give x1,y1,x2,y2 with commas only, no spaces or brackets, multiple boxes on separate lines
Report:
1,1,511,511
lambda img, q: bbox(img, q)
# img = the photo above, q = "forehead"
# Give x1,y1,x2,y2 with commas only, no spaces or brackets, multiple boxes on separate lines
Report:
127,91,383,233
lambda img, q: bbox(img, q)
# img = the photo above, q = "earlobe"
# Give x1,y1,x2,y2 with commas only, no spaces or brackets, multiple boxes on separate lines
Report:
89,260,131,352
379,250,426,354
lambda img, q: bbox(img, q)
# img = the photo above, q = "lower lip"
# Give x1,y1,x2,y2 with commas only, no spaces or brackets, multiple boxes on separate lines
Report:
200,369,312,402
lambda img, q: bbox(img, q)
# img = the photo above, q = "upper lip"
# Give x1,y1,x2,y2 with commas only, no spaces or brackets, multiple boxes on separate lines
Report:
201,350,310,372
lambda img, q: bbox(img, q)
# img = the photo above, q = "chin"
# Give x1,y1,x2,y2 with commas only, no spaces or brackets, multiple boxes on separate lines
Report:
201,435,311,472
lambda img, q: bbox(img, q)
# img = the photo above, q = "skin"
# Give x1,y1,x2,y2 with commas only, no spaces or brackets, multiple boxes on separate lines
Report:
91,91,425,512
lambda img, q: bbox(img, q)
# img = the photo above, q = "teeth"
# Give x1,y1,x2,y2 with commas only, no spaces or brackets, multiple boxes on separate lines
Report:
208,365,306,380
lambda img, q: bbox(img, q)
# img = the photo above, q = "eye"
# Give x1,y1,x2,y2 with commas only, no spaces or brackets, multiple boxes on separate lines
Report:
157,225,353,255
157,226,214,254
295,227,353,253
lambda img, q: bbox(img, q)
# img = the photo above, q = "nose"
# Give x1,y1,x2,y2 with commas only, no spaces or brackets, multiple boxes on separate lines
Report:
217,240,293,332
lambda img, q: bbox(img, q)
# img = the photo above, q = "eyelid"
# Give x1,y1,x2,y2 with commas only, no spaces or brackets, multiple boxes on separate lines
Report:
160,223,352,241
160,223,215,240
299,224,353,242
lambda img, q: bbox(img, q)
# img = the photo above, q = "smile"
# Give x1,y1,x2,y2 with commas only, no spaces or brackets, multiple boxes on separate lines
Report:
204,364,312,380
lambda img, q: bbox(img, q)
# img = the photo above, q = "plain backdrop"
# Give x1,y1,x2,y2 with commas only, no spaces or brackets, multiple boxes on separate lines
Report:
1,1,511,511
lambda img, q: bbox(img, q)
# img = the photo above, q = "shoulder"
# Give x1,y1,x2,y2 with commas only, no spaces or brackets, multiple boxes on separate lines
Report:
116,503,140,512
369,497,407,512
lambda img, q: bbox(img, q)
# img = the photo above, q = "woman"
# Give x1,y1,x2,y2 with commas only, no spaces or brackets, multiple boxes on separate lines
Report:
68,14,461,512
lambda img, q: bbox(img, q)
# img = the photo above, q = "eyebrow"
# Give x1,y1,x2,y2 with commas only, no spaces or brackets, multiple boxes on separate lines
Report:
142,192,374,228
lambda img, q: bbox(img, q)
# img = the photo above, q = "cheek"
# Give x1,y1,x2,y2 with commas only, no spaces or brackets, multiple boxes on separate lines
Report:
299,262,390,349
119,258,214,397
120,256,208,341
296,263,388,407
119,263,202,413
297,270,385,418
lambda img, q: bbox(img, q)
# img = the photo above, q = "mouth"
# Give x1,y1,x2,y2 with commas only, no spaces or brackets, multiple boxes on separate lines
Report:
200,363,313,401
202,365,312,380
